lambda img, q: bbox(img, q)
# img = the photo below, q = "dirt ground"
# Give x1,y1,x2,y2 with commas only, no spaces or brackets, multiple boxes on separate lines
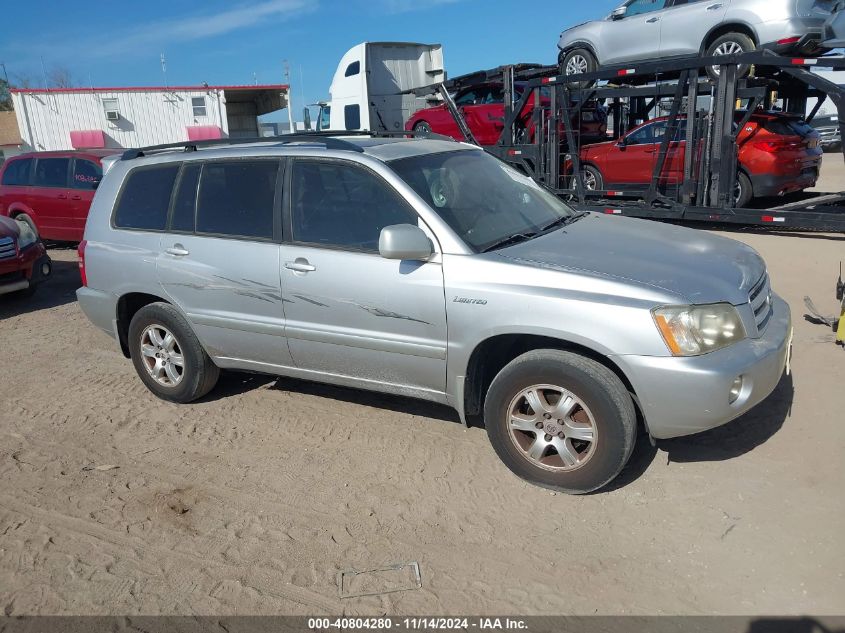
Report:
1,160,844,617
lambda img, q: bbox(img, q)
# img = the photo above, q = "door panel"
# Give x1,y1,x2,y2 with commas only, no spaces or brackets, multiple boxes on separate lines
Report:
660,0,729,58
157,236,290,366
282,158,448,395
31,157,73,240
280,246,448,394
600,0,667,64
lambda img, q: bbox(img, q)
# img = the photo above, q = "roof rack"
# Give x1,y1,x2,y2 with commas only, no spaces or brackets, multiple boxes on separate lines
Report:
120,130,457,161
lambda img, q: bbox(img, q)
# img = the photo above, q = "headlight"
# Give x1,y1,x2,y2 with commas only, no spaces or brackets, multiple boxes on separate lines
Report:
652,303,746,356
15,220,38,249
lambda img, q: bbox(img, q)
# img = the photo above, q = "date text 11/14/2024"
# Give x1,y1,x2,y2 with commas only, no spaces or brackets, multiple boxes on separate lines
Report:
308,617,528,630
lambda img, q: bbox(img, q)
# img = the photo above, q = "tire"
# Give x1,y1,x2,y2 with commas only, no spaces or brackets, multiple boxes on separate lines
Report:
14,213,38,238
413,121,433,137
580,164,603,192
560,48,598,89
484,350,637,494
734,171,753,208
705,33,756,80
128,302,220,403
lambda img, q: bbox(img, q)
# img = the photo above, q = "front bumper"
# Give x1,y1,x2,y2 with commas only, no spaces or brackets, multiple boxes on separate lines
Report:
611,294,792,439
0,243,51,295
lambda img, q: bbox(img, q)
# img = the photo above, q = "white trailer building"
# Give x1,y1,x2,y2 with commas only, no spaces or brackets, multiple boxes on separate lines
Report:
10,83,289,152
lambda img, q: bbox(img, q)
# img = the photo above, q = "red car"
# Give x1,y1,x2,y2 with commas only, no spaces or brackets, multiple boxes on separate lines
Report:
0,149,119,242
405,82,608,146
578,111,822,207
0,214,51,297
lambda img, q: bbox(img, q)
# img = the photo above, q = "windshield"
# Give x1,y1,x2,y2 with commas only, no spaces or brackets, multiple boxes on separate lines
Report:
389,150,574,253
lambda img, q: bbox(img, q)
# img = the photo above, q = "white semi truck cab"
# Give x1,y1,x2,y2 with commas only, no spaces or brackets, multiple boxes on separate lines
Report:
315,42,444,133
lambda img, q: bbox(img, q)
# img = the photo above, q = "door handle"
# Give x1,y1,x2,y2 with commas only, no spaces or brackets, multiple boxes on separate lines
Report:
165,245,190,257
285,258,316,273
57,193,67,199
646,16,660,23
71,194,82,200
706,3,723,9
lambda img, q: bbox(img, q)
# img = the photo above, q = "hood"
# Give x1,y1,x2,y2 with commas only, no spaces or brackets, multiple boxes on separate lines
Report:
495,214,766,305
0,215,20,239
581,139,616,158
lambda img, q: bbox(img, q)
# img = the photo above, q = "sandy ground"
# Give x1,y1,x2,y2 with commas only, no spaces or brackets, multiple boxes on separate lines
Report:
0,162,844,617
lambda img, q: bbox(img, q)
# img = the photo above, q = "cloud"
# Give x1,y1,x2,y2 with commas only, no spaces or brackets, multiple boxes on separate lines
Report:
4,0,316,66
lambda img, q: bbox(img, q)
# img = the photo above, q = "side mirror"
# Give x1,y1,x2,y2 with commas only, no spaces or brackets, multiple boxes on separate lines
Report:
302,107,312,131
616,137,628,149
611,6,627,20
379,224,433,261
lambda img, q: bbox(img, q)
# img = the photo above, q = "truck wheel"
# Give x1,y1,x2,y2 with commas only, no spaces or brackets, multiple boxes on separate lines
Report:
560,48,597,88
734,171,753,208
128,302,219,403
484,350,636,494
705,33,755,80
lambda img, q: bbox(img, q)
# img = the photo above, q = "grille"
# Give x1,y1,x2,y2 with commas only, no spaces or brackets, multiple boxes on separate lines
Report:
0,237,16,261
749,272,773,333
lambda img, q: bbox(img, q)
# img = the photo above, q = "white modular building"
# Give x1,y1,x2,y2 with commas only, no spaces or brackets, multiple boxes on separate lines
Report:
10,83,289,151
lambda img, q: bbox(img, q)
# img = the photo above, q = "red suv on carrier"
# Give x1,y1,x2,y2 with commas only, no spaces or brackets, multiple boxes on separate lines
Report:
577,111,822,207
405,82,608,146
0,150,119,242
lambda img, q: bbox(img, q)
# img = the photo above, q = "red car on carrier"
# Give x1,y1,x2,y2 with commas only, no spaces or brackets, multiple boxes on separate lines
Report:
405,82,608,146
577,110,822,207
0,149,119,242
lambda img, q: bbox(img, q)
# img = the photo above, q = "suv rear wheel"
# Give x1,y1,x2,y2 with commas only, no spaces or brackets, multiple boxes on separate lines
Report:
705,33,756,80
484,350,637,494
128,302,220,403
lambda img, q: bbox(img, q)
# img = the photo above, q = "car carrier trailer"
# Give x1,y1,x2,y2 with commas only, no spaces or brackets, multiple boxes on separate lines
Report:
421,50,845,232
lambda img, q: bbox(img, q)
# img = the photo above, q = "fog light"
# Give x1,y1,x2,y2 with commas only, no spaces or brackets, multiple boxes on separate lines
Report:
729,376,744,404
41,262,51,276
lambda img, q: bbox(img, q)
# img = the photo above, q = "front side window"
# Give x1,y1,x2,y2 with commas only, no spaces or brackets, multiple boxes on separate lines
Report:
192,97,207,117
455,90,478,106
291,160,417,251
1,158,33,186
114,165,179,231
72,159,102,190
626,122,660,145
390,150,574,253
196,161,278,239
625,0,667,16
34,158,69,188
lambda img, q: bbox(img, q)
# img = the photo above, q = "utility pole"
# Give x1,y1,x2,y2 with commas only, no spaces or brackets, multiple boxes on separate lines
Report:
283,59,295,134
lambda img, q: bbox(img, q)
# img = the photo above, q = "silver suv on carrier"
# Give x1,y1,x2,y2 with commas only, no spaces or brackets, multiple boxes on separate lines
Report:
77,134,792,493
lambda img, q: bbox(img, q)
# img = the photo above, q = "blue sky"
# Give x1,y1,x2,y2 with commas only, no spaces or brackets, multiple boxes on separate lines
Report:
0,0,621,121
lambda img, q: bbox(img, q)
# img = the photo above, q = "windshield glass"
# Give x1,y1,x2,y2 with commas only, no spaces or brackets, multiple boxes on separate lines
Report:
389,150,574,252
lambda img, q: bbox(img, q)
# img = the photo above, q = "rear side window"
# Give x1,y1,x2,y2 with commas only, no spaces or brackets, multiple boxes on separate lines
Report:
72,159,103,190
1,158,33,186
196,161,278,239
114,165,179,231
34,158,69,188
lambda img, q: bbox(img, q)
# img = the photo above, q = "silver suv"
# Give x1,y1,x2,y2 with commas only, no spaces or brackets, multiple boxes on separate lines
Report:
558,0,839,80
77,136,792,493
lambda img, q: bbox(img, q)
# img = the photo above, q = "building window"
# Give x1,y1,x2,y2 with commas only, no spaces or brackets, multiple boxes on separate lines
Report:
192,97,207,117
102,98,120,121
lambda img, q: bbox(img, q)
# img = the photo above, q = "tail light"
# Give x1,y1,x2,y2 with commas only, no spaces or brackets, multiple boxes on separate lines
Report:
777,36,802,45
751,139,803,152
78,239,88,287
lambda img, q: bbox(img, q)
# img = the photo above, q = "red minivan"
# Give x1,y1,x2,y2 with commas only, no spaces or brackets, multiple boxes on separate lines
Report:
0,150,119,242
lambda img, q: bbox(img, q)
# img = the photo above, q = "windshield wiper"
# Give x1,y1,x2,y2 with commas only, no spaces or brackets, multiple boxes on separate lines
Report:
481,232,537,253
539,211,589,234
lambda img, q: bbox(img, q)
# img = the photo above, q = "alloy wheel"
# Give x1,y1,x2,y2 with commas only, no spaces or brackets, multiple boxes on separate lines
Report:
507,384,598,472
140,324,185,387
565,55,589,75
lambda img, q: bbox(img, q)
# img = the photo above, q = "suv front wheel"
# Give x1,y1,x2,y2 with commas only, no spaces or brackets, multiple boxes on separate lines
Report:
484,350,637,494
128,302,220,403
